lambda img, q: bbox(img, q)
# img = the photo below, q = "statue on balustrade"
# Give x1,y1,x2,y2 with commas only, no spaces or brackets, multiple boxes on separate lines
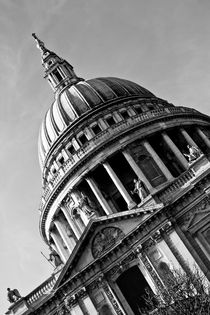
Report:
78,192,97,217
49,248,63,267
7,288,21,303
132,178,148,203
184,145,201,163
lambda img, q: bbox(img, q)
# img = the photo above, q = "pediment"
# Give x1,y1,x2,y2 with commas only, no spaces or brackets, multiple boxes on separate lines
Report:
54,203,163,288
184,199,210,231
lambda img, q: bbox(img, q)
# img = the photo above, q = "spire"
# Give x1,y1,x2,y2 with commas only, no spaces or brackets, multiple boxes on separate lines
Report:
32,33,49,57
32,33,84,93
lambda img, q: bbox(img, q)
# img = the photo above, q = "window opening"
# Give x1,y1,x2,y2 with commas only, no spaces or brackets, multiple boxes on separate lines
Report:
53,69,63,82
78,134,88,145
147,104,154,110
92,124,101,135
106,116,116,126
51,168,57,175
58,156,64,165
134,106,143,115
67,144,76,155
120,110,130,120
138,154,166,187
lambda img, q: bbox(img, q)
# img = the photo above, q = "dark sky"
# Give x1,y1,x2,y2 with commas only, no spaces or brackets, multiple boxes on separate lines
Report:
1,0,210,313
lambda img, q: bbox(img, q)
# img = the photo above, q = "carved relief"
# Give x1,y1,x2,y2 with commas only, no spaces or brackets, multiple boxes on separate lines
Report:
92,227,125,258
63,190,97,218
64,294,76,310
102,281,124,315
61,193,76,215
140,251,164,290
78,192,97,217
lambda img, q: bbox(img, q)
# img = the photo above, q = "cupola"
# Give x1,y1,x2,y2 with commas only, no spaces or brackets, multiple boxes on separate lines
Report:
32,33,83,93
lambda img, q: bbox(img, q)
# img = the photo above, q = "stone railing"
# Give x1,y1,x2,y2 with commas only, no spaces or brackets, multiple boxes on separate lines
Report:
156,155,210,203
156,168,195,203
25,274,57,306
41,106,202,205
5,273,59,315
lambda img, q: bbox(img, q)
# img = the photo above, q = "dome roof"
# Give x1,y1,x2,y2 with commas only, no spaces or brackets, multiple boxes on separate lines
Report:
38,77,156,167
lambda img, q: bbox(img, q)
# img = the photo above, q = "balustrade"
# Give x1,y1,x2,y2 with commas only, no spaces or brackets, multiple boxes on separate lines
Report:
26,275,57,305
156,169,195,203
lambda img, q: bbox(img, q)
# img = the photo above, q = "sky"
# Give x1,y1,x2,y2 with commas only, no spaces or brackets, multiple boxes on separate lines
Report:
1,0,210,313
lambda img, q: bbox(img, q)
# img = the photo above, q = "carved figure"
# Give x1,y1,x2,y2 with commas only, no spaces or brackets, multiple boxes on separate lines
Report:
78,193,96,216
92,227,125,258
132,178,147,202
49,248,63,267
184,145,201,163
7,288,21,303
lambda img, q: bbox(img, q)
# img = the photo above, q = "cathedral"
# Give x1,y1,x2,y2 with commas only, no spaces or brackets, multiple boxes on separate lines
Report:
5,35,210,315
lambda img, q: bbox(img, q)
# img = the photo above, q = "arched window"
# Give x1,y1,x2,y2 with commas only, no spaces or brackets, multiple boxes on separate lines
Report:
138,155,166,187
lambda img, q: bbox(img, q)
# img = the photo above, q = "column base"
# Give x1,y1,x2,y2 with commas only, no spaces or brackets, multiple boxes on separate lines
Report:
128,201,137,210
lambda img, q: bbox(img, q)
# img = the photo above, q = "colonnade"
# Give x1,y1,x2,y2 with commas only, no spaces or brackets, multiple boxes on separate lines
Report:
48,127,210,261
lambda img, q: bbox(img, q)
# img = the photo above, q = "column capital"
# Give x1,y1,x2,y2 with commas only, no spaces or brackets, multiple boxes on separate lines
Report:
82,174,92,181
119,143,129,151
100,158,108,165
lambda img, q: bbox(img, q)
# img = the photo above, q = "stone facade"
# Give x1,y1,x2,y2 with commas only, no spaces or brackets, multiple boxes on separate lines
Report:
5,36,210,315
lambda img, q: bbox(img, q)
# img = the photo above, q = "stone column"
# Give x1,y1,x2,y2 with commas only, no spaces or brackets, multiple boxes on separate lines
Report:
197,127,210,149
122,149,153,191
82,295,98,315
162,231,191,274
60,205,81,239
54,219,73,253
85,177,113,215
50,230,68,262
143,140,174,180
180,128,198,148
168,230,204,274
102,161,136,209
161,132,189,169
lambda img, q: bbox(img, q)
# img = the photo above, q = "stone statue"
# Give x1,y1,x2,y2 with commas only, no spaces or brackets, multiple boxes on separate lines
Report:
184,145,201,163
49,248,63,267
78,192,96,216
132,178,147,202
7,288,21,303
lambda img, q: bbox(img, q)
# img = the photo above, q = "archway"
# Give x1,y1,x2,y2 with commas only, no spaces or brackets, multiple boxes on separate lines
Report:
116,265,153,314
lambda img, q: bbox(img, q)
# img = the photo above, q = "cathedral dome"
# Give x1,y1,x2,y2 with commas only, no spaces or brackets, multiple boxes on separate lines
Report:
38,76,156,167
